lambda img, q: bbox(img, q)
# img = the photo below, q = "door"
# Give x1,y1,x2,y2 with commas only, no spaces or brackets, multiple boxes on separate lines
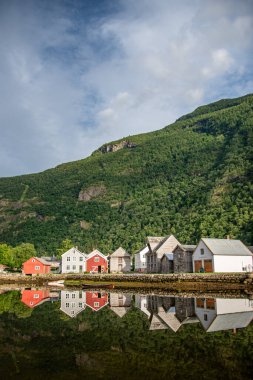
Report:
194,260,202,272
204,260,213,273
98,265,101,273
79,265,83,273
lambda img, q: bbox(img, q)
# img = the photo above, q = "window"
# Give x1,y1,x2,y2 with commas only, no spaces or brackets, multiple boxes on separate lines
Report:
67,257,70,261
35,266,40,270
30,301,34,306
204,314,208,321
72,293,76,299
94,257,99,262
79,303,82,308
118,258,122,263
73,256,76,261
72,265,76,270
71,303,75,308
66,293,70,299
79,257,83,261
32,259,35,263
33,294,39,299
66,265,70,270
66,303,69,308
94,302,99,307
200,248,204,255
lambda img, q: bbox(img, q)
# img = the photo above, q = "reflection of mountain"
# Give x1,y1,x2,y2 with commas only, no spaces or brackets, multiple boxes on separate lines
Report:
109,293,132,318
195,298,253,332
147,296,199,331
60,290,108,318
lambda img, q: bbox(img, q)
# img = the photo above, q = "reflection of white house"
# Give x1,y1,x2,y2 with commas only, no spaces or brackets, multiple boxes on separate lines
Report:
60,290,86,318
135,295,151,318
195,298,253,332
134,246,149,272
192,238,253,273
109,293,132,317
61,247,87,274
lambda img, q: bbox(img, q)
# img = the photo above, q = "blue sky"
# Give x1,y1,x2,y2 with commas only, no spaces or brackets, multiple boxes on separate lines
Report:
0,0,252,177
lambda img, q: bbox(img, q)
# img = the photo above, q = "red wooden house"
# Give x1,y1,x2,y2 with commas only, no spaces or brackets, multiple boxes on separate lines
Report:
85,291,109,311
22,257,51,275
21,289,50,308
86,250,108,273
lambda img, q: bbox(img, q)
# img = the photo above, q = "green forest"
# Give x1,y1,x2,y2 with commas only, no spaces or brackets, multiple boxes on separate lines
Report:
0,94,252,256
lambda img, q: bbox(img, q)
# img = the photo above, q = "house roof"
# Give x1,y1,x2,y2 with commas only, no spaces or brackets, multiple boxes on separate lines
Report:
202,238,252,256
87,249,108,260
110,247,130,257
61,247,86,258
153,235,180,254
34,257,52,266
162,253,174,261
172,244,196,253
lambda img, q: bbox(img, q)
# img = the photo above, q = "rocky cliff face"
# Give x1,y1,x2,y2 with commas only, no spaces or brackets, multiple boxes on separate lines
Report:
78,185,106,201
99,140,137,154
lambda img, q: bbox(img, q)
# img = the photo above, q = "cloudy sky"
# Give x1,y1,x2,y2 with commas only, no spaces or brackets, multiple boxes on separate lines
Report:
0,0,252,177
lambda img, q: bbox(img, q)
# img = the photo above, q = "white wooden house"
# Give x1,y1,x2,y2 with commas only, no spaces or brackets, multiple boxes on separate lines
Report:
109,247,131,273
60,290,87,318
134,246,149,272
61,247,87,273
192,238,253,273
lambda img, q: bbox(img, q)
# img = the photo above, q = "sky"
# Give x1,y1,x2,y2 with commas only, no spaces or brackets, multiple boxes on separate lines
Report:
0,0,252,177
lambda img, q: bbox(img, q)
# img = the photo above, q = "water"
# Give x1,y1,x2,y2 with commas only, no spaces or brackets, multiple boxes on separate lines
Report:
0,288,253,379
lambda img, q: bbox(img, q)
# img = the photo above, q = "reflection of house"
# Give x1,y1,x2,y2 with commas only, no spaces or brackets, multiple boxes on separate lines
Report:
86,291,108,311
193,238,253,273
134,246,149,272
109,293,132,317
147,295,198,331
109,247,131,273
173,245,196,273
21,289,50,308
86,250,108,273
22,257,51,275
61,247,86,274
135,295,151,318
195,298,253,332
146,235,180,273
60,290,87,318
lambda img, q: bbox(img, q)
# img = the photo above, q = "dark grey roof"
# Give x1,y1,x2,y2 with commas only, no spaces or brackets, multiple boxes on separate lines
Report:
35,257,51,265
202,238,252,256
181,245,196,251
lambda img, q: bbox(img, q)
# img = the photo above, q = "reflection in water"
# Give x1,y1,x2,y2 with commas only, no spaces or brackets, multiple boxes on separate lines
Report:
1,289,253,379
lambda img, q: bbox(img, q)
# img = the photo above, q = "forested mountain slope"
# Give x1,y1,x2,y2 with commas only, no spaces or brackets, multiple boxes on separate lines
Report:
0,94,252,255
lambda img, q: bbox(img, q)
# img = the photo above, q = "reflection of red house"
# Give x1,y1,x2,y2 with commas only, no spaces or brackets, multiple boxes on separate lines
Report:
86,291,108,311
21,289,50,308
22,257,51,275
86,250,108,273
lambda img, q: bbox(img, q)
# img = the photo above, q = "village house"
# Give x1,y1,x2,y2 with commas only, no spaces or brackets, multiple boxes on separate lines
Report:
109,293,132,317
146,234,180,273
86,249,108,273
109,247,131,273
192,238,253,273
22,257,51,275
61,247,86,274
173,244,196,273
134,246,149,272
60,290,87,318
194,298,253,332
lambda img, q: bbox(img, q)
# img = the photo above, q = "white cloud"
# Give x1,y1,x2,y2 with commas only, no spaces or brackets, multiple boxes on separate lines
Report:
0,0,252,176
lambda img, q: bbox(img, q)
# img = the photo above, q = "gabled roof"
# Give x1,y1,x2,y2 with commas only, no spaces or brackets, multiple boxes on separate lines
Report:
173,244,196,253
61,247,86,258
206,312,253,332
162,253,173,261
202,238,252,256
147,237,164,249
153,234,180,254
34,257,51,266
110,247,130,257
87,249,108,260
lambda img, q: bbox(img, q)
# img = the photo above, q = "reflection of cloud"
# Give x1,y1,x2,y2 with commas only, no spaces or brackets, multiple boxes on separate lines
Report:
0,0,252,176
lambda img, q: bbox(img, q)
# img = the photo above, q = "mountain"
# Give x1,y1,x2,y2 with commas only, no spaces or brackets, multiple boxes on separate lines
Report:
0,94,253,255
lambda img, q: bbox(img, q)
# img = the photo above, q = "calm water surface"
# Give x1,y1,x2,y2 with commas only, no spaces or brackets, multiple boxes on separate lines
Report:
0,288,253,380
